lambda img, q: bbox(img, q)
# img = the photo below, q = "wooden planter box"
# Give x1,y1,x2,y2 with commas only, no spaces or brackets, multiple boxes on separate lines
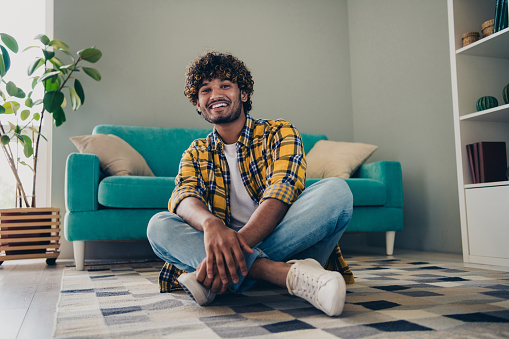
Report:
0,207,60,265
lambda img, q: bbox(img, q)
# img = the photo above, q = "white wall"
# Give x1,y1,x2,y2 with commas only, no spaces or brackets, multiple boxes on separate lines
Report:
347,0,461,253
52,0,353,259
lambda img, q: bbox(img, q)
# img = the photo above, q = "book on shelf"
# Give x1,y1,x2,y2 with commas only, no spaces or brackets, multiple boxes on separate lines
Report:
494,0,508,33
466,141,508,184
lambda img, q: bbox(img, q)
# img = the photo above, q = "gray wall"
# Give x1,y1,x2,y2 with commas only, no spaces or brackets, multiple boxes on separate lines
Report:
53,0,353,259
347,0,461,253
52,0,460,259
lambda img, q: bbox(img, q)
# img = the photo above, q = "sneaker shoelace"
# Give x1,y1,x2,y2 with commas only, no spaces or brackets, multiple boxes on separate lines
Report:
289,268,323,300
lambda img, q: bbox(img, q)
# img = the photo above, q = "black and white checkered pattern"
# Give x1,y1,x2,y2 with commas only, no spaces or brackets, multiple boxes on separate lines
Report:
54,256,509,338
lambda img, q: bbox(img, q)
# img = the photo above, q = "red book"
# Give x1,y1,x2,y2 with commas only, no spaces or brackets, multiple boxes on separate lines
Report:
478,141,507,183
466,144,477,184
472,143,480,184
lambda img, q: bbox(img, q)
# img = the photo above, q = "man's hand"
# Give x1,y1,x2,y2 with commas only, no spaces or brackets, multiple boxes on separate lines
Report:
198,220,253,290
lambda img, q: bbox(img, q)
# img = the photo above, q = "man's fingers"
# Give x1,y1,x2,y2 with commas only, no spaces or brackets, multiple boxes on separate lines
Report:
214,252,229,284
196,261,207,283
219,280,229,294
224,253,239,284
232,246,248,277
206,254,215,279
211,275,222,293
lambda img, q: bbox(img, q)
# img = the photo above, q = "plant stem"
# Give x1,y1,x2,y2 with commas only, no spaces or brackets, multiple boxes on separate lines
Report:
30,56,81,207
31,107,45,207
0,124,30,207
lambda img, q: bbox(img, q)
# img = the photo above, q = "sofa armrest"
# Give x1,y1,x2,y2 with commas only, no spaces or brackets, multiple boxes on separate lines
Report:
65,153,100,212
356,161,403,208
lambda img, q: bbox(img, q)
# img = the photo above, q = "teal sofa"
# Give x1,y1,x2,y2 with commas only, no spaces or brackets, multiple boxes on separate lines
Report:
65,125,403,270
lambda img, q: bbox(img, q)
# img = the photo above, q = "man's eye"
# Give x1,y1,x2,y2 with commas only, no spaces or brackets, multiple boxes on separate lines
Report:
200,88,210,93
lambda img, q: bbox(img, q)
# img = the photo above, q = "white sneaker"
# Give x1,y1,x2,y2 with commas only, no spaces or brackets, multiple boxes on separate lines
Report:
177,272,216,306
286,258,346,316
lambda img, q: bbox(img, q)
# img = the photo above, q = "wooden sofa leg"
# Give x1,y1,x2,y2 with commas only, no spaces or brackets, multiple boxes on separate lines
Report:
386,231,395,256
73,241,85,271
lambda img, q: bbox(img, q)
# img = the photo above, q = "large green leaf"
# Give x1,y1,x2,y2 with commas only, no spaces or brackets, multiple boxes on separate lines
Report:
33,113,41,121
82,67,101,81
50,57,64,70
2,101,20,114
0,46,10,76
14,88,26,99
39,70,61,83
25,97,33,108
0,53,5,77
52,106,66,126
43,90,64,113
6,81,18,96
78,48,102,63
49,39,69,50
68,87,81,111
20,110,30,121
35,34,50,46
0,33,18,53
27,58,44,76
0,134,10,145
42,49,55,60
21,135,33,158
74,79,85,104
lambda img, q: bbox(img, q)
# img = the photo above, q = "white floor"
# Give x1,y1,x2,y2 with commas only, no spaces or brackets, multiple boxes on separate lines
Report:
1,248,508,339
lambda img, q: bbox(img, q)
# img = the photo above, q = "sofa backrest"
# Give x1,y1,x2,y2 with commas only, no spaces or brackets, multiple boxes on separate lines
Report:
93,125,211,177
93,124,328,177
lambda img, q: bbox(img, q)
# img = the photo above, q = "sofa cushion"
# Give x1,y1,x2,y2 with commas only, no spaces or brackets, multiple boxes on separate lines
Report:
306,140,378,179
98,176,175,208
306,178,386,206
70,134,155,177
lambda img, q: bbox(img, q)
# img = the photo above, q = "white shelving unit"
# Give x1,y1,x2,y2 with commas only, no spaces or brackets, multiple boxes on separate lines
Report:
448,0,509,267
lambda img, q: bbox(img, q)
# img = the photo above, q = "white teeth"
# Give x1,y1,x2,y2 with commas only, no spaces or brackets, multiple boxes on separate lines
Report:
211,102,228,109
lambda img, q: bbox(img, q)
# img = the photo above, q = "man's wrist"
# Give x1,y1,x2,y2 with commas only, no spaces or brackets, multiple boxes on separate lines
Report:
202,216,225,232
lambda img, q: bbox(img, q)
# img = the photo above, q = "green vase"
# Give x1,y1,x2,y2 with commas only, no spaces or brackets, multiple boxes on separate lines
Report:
503,84,509,105
476,96,498,111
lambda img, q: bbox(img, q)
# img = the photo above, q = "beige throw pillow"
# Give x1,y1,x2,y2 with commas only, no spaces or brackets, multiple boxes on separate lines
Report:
306,140,378,179
70,134,155,176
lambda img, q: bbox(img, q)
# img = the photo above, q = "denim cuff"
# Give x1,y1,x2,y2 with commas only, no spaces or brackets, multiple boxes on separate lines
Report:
229,247,267,293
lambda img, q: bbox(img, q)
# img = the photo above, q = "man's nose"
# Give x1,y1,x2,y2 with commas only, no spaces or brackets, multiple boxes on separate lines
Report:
210,87,222,99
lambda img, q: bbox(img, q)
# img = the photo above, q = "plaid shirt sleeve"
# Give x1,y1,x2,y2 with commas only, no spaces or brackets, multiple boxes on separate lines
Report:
261,123,306,205
168,145,208,213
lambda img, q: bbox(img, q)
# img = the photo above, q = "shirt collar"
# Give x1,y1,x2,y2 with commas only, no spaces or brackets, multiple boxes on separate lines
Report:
211,114,255,151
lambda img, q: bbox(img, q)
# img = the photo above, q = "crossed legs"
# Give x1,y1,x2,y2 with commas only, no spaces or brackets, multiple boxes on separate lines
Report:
148,178,353,293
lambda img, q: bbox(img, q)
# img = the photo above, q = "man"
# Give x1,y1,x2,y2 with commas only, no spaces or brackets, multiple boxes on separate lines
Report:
147,52,353,316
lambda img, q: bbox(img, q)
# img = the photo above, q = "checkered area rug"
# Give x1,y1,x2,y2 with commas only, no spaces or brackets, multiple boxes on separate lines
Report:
53,256,509,338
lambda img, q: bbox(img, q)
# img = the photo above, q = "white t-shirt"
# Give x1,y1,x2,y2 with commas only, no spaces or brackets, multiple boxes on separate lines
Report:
223,143,258,228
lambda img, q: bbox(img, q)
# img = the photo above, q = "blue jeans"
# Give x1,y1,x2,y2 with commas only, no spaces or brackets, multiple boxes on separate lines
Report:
147,177,353,293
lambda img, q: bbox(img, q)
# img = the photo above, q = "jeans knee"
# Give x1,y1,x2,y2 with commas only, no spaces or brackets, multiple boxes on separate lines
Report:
147,212,179,244
320,177,353,211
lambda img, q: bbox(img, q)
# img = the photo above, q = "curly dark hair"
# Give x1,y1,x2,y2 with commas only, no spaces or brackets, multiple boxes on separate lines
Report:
184,52,254,114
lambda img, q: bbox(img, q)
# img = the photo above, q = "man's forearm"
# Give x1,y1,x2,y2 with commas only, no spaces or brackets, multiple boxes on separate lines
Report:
175,197,223,232
238,198,290,247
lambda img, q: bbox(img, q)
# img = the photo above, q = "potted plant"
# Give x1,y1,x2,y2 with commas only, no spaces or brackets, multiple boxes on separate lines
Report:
0,33,102,265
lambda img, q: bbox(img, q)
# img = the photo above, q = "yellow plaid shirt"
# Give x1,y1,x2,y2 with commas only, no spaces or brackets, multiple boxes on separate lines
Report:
159,114,354,292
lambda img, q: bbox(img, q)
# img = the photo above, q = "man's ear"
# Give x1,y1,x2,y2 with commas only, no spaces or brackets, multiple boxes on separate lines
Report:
194,101,202,115
241,90,248,102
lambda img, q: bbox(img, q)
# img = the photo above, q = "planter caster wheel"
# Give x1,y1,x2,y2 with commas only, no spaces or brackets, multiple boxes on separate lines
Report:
46,258,57,266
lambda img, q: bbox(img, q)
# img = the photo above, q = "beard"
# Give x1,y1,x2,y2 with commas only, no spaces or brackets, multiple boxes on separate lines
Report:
200,94,243,125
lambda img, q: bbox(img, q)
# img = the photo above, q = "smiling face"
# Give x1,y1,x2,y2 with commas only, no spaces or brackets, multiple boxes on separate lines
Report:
196,78,248,125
